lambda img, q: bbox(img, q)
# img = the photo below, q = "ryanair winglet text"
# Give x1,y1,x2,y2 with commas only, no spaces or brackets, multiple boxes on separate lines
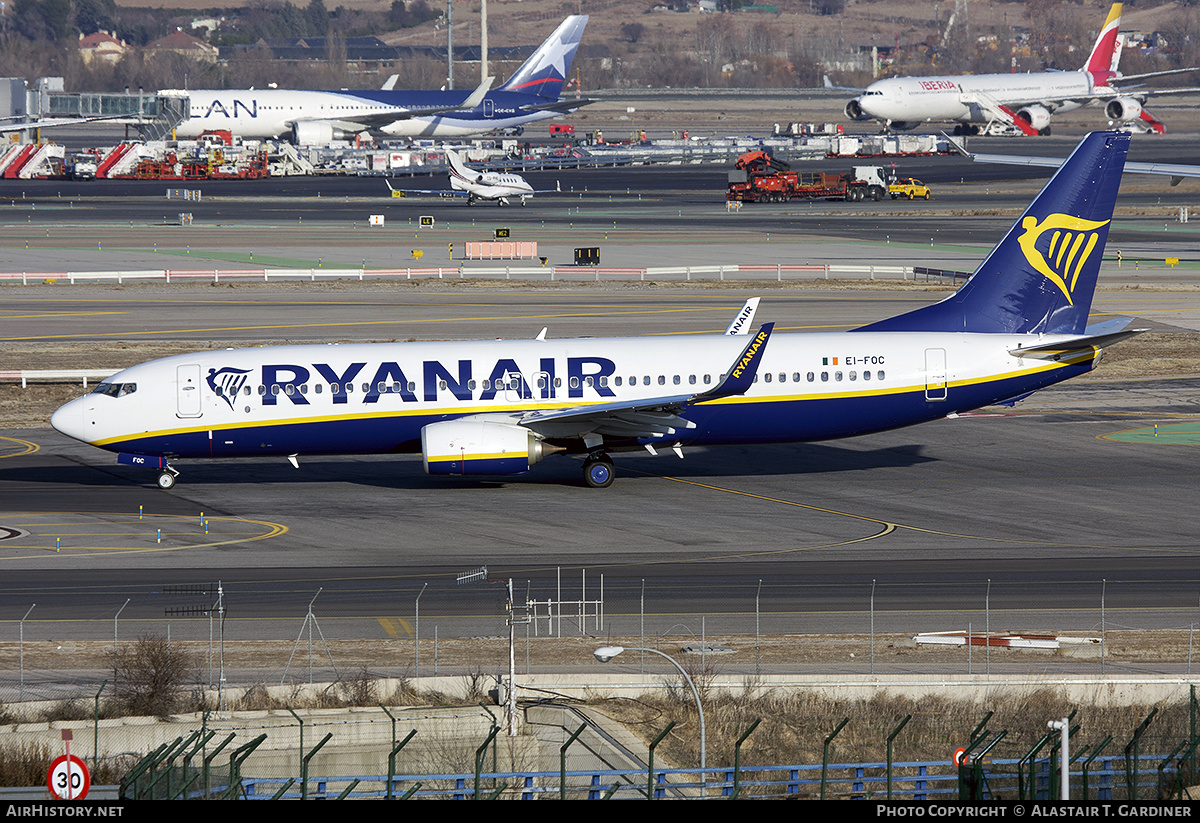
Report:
731,331,768,379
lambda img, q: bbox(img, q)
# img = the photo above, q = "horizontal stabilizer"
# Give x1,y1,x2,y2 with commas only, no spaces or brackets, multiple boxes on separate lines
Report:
1009,328,1147,359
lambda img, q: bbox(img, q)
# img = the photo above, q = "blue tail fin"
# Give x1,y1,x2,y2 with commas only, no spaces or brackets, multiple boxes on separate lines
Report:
499,15,588,100
855,131,1129,335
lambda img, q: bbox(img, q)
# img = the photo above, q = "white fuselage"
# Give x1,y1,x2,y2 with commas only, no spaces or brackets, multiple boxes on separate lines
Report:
51,331,1095,462
453,170,536,202
174,89,563,141
856,71,1108,124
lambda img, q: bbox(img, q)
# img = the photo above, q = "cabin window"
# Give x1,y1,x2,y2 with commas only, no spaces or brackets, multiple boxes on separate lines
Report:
704,374,712,385
863,371,871,381
820,372,828,382
392,382,401,393
849,371,857,381
599,376,608,387
615,376,623,387
584,376,593,387
468,380,477,390
570,377,579,389
779,373,786,383
643,376,651,386
331,383,339,393
554,377,562,388
408,382,416,393
482,379,490,390
300,384,308,394
689,375,696,385
807,372,815,382
673,375,681,385
764,373,772,383
315,384,323,394
793,373,801,383
345,383,354,393
258,385,266,395
835,371,843,382
272,385,281,396
657,375,665,386
244,386,251,396
285,385,295,395
438,380,447,390
877,370,885,381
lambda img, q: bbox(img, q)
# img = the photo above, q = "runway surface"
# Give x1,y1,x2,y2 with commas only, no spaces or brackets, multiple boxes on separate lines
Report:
2,290,1199,658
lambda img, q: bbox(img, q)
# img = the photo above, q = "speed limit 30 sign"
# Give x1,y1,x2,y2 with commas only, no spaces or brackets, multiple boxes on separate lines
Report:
47,754,90,800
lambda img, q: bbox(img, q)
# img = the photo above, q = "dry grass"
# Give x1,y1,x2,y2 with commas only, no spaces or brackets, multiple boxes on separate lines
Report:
592,688,1189,772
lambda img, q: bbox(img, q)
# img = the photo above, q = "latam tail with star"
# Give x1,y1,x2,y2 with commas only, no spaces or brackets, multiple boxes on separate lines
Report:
172,16,590,144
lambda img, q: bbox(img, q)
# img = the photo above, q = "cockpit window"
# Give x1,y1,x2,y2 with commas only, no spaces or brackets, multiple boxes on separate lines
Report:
91,382,136,397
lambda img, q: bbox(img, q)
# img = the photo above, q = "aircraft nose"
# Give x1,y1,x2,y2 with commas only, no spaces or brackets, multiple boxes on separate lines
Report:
50,397,89,443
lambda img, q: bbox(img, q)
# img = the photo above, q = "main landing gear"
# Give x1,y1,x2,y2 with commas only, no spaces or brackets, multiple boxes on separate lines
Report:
582,453,615,488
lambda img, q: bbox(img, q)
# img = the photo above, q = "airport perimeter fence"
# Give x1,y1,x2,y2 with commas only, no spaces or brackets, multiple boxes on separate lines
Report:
3,700,1197,801
7,570,1200,703
0,263,972,285
113,755,1184,800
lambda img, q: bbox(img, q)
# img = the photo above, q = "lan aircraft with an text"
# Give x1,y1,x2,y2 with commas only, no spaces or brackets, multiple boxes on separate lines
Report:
171,15,589,144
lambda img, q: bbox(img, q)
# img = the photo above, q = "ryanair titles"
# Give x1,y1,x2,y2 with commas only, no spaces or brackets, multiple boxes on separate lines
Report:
208,356,618,407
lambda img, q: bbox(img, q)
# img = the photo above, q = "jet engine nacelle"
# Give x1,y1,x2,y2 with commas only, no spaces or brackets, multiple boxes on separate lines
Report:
845,99,868,121
1016,105,1052,131
291,121,348,145
1105,97,1143,123
421,419,550,477
887,121,918,131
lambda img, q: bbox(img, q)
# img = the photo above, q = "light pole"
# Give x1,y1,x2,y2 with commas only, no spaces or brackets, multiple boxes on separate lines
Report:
593,645,706,786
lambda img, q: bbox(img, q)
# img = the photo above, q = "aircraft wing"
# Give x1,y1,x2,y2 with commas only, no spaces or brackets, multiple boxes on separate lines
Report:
384,180,464,198
517,323,774,444
0,114,132,134
293,77,496,132
824,74,866,92
946,134,1200,182
517,97,597,114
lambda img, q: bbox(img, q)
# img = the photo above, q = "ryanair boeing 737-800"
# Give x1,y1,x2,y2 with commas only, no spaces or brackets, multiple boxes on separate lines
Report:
52,132,1140,489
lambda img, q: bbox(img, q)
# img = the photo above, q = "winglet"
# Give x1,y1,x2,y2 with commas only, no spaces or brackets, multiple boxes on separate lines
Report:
694,322,774,402
381,74,399,91
459,76,495,111
724,297,760,335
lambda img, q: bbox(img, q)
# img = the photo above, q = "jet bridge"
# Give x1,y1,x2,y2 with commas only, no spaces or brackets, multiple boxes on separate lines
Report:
41,88,190,140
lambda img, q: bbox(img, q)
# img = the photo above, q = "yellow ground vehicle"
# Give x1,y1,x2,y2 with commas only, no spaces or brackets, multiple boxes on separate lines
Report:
889,177,932,200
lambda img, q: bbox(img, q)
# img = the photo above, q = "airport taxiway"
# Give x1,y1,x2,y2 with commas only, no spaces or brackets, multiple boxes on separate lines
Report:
1,148,1199,675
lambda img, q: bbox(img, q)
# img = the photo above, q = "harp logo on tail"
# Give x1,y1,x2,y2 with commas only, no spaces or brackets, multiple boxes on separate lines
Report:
1017,213,1110,305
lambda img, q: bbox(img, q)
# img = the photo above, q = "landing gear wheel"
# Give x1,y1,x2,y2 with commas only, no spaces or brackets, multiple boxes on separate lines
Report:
582,455,614,488
156,471,177,490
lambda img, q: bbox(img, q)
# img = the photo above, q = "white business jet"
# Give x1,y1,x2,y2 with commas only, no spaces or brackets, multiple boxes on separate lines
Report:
385,149,558,206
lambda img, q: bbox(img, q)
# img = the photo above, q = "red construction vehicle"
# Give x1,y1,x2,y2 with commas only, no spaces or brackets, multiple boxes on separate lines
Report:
726,151,890,203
